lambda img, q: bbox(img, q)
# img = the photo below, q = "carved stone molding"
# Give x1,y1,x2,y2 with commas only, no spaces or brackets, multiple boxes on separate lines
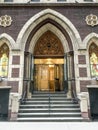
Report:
85,14,98,27
0,15,12,27
34,31,64,57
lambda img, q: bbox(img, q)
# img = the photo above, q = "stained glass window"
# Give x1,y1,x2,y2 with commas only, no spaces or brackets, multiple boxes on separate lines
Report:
0,43,9,77
89,43,98,77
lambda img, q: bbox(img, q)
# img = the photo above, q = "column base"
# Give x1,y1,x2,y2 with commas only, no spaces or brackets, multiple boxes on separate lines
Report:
10,112,18,121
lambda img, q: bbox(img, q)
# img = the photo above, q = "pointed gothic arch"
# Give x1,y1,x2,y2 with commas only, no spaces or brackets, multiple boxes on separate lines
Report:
16,8,81,51
83,33,98,50
34,30,64,57
29,23,69,54
0,33,15,50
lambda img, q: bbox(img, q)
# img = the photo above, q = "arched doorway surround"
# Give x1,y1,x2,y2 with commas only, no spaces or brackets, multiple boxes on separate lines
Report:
16,8,81,51
17,9,82,96
33,31,64,92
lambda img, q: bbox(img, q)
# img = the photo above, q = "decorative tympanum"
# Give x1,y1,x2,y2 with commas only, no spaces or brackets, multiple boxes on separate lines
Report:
34,31,64,57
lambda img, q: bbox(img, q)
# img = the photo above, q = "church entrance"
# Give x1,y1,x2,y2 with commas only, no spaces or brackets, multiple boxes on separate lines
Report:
33,31,66,92
34,58,64,92
23,31,70,95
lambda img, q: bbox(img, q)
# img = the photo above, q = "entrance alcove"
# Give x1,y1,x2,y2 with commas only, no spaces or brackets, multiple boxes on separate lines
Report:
33,31,65,92
20,9,79,97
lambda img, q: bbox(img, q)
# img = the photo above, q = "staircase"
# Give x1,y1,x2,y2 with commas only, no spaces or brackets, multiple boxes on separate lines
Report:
17,92,83,122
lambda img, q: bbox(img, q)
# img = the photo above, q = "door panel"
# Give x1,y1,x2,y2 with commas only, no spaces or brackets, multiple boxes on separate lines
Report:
40,65,49,91
34,64,55,91
35,65,49,91
49,65,55,91
34,58,64,92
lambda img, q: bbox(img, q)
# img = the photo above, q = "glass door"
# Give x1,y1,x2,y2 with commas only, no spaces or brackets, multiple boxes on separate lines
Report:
33,58,64,92
34,64,55,92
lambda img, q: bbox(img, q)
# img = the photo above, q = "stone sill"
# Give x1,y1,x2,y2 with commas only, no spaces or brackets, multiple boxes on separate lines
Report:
87,85,98,88
0,86,11,89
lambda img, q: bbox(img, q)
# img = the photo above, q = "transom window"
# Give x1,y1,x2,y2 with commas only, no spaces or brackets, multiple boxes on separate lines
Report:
89,43,98,77
0,43,9,77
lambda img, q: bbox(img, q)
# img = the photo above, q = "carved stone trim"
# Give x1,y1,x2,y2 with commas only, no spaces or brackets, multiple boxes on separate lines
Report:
85,14,98,27
0,15,12,27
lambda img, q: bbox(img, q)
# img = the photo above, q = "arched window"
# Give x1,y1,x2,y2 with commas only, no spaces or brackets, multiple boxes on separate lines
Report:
89,43,98,77
0,43,9,77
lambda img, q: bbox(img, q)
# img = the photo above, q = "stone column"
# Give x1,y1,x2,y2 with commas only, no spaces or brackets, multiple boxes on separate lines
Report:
10,93,20,121
67,80,72,98
78,92,89,120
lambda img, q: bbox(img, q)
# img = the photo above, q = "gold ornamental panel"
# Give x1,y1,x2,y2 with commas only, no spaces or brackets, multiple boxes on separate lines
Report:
34,31,64,57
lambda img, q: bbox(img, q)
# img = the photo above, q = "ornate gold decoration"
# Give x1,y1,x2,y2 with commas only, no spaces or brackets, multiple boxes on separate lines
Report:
34,31,64,57
0,15,12,27
85,14,98,27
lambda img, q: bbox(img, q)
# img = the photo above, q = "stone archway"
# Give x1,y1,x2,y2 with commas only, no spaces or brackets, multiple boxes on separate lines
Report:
20,8,81,96
33,31,65,92
16,8,81,51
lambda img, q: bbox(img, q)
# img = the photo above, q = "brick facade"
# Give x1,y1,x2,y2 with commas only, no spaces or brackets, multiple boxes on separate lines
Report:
79,67,87,77
78,55,86,64
0,5,98,41
0,4,97,94
12,56,20,65
7,81,19,92
80,80,91,92
11,68,20,78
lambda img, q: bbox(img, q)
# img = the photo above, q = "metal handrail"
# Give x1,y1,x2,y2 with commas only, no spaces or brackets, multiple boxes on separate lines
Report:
20,81,28,104
48,82,51,115
72,89,80,103
68,78,80,103
20,91,26,104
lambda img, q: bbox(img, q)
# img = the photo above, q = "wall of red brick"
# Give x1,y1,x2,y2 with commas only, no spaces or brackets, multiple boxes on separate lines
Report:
0,5,98,41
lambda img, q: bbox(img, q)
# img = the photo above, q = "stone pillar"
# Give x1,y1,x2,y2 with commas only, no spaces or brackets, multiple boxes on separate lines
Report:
78,92,90,120
10,93,20,121
67,80,72,98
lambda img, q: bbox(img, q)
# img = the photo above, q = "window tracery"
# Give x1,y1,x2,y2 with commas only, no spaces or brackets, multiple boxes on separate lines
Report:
0,43,9,77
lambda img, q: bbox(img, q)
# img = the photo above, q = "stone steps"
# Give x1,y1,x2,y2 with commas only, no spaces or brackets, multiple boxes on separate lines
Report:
17,92,83,122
